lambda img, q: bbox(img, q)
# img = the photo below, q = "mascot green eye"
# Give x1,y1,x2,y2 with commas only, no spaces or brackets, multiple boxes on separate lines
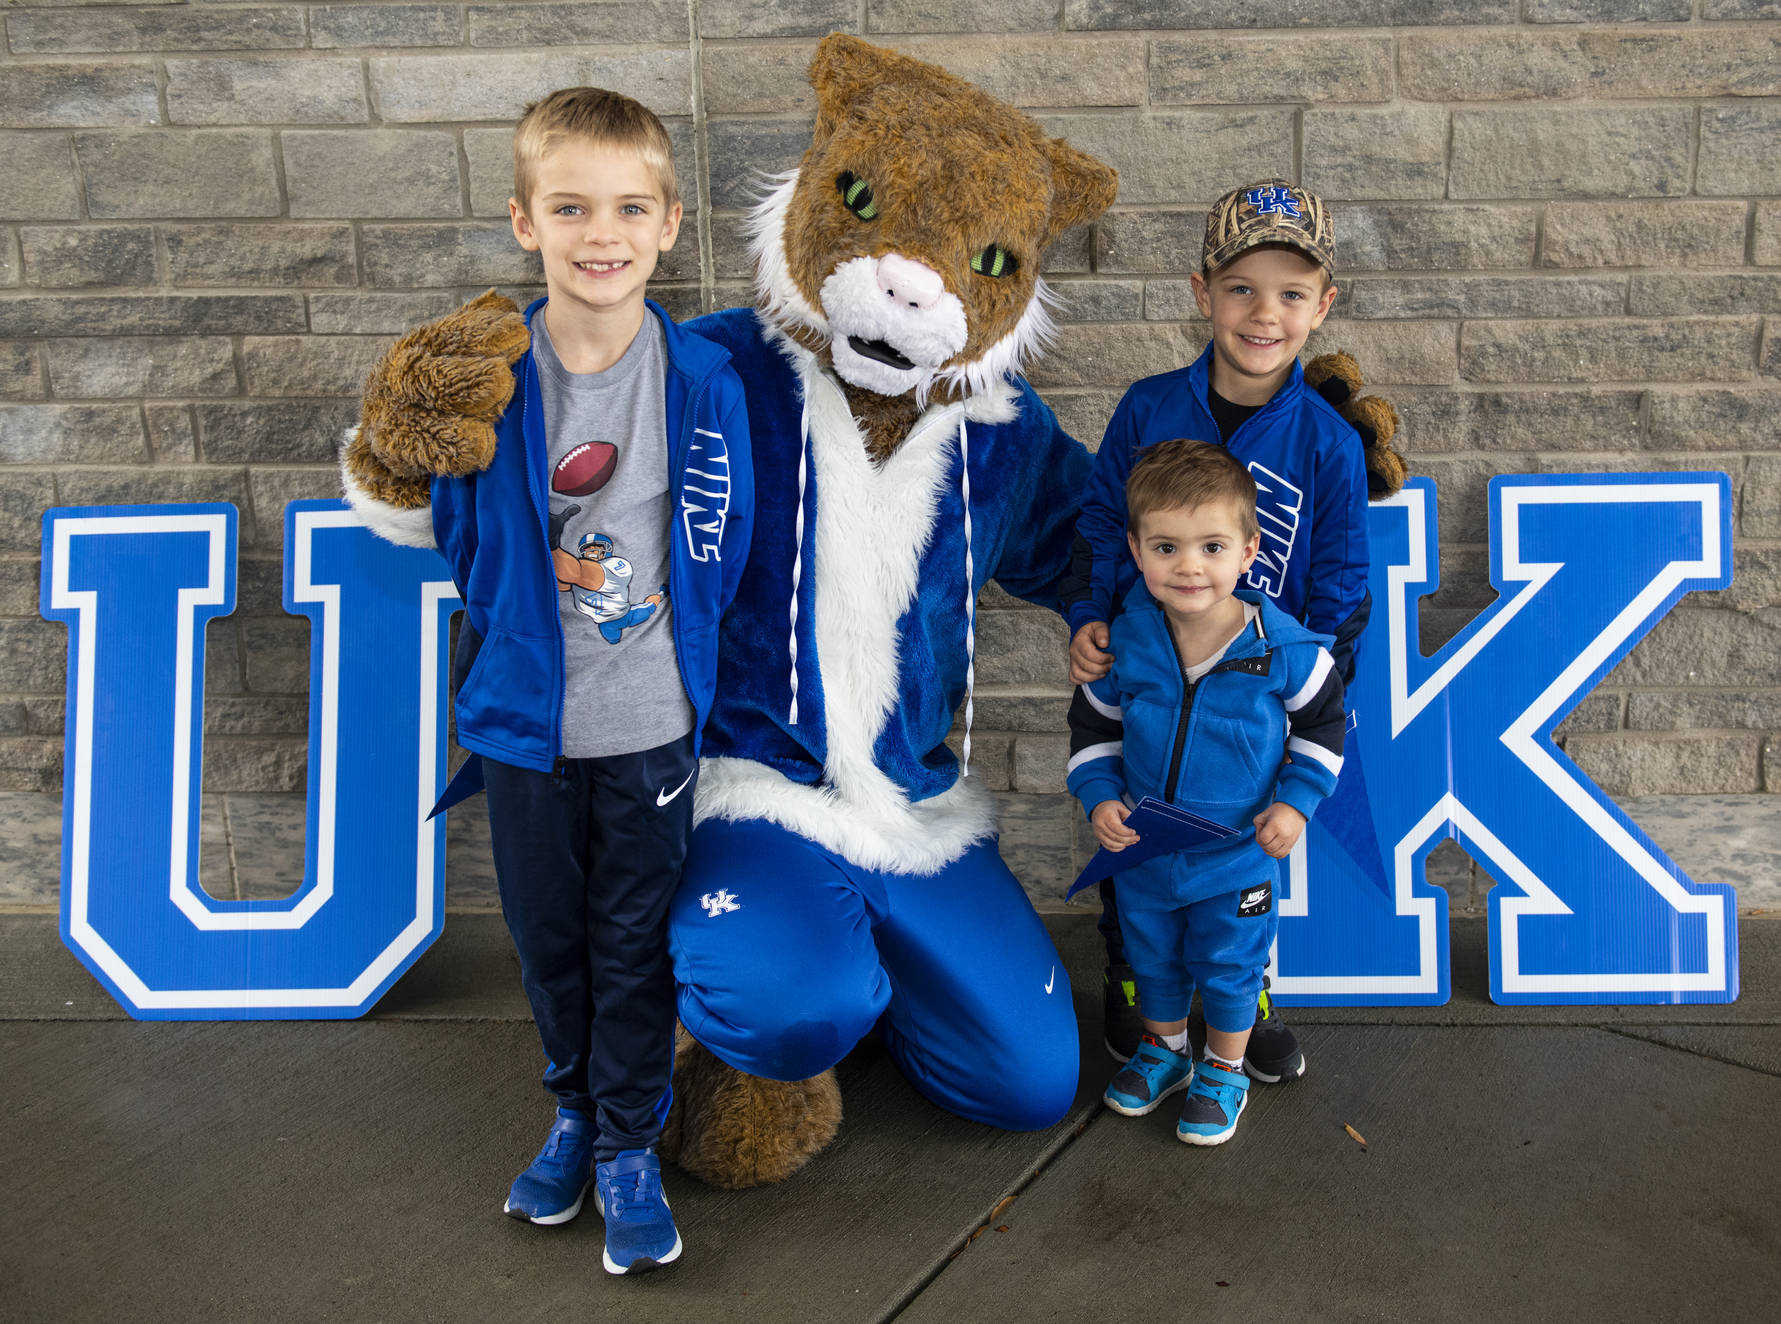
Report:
970,244,1018,278
836,172,878,221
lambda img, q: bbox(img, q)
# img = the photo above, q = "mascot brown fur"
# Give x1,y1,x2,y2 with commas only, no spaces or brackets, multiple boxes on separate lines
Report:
345,35,1403,1192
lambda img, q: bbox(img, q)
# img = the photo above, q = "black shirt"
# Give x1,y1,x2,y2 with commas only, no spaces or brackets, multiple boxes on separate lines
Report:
1208,386,1263,443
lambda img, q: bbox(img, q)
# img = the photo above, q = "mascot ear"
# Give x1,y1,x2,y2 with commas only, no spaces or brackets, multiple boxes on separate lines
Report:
808,33,908,152
1042,136,1118,248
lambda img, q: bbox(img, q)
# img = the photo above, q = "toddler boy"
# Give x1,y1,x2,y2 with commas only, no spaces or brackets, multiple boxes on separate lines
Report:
1066,440,1344,1144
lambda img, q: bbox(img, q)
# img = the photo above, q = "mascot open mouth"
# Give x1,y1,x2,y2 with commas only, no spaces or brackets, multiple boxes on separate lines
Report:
845,336,917,371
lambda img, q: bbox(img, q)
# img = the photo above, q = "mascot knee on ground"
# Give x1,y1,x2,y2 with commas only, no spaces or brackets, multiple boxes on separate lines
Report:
342,35,1402,1189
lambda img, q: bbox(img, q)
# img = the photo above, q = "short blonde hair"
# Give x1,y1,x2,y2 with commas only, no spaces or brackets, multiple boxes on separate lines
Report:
1127,439,1260,541
512,87,678,214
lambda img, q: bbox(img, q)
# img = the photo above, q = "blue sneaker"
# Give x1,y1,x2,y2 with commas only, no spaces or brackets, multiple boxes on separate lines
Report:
503,1108,595,1224
1176,1060,1250,1145
594,1150,683,1275
1103,1036,1193,1116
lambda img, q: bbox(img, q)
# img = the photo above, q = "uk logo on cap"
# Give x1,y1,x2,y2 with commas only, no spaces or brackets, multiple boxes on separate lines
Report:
1245,185,1303,219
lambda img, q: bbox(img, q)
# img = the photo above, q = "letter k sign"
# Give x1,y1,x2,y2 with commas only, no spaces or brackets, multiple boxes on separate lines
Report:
1273,473,1738,1009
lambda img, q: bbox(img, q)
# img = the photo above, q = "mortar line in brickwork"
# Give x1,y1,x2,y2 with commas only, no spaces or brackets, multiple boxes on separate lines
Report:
222,794,244,902
686,0,715,315
1689,103,1702,198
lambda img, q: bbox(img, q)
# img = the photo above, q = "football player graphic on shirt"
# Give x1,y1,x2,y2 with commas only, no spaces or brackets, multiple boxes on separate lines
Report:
547,440,668,645
552,526,666,644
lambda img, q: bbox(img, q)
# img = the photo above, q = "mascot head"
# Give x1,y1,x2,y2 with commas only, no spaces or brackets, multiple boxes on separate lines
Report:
750,35,1118,413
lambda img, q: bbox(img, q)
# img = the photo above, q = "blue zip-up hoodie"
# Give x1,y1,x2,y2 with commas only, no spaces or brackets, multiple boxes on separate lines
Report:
1063,344,1371,680
431,299,754,774
1066,587,1346,901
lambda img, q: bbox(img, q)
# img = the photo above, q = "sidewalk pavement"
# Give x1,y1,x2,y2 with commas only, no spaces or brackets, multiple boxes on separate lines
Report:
3,791,1778,1321
5,911,1779,1322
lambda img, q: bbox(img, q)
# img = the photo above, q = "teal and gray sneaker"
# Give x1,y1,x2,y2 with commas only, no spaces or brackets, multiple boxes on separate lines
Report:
1103,1035,1193,1116
1177,1059,1250,1146
594,1150,683,1275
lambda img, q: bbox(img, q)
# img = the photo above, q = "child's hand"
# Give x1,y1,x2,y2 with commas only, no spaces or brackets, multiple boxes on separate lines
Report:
1253,803,1307,859
1092,801,1139,852
1070,621,1113,684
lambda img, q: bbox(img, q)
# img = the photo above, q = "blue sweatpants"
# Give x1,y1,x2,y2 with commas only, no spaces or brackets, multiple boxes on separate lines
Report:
670,818,1079,1132
483,733,697,1161
1116,851,1279,1033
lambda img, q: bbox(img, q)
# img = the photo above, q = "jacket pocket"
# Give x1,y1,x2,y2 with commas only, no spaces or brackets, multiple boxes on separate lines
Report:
454,626,554,757
1178,711,1278,816
1119,694,1173,794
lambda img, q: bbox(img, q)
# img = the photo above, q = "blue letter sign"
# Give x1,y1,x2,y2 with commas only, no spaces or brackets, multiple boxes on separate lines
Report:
42,500,460,1019
1276,472,1737,1006
43,475,1738,1016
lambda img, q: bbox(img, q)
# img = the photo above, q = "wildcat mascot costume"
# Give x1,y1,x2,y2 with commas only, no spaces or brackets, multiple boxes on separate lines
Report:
342,35,1402,1188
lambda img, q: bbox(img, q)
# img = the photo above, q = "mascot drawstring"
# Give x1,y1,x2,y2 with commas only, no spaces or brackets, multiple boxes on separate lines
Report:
958,413,974,778
788,396,810,727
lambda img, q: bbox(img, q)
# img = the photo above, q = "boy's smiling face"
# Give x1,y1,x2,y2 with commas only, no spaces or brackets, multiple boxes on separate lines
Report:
1190,245,1337,407
1127,499,1261,632
510,141,682,321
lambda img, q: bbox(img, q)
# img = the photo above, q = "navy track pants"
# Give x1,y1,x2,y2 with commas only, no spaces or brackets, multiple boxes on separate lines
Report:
483,733,697,1161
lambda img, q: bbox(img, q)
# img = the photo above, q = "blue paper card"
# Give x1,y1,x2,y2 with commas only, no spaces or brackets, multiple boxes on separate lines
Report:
1066,797,1238,899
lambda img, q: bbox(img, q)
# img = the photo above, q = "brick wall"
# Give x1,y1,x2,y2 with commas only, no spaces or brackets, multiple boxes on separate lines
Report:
2,1,1778,799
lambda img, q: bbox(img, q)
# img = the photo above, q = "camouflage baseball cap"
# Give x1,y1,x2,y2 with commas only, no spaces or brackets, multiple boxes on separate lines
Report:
1202,179,1335,276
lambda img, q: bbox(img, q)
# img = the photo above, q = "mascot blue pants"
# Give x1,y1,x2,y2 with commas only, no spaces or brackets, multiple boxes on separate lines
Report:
669,817,1080,1131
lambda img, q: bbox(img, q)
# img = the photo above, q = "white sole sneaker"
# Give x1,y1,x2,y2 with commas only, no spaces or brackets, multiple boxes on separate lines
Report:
1244,1049,1307,1084
1102,1073,1192,1117
602,1233,683,1276
503,1179,590,1226
595,1183,682,1274
1177,1091,1247,1146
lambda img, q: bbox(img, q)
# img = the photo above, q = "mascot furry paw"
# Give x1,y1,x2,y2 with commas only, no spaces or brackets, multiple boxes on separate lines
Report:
659,1027,842,1189
342,288,530,512
1304,350,1408,498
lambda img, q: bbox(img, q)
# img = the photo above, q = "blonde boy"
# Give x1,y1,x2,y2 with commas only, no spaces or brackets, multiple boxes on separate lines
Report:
409,88,754,1274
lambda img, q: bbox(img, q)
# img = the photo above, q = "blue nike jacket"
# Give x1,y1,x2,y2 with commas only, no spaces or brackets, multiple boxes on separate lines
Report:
1066,588,1346,902
1063,343,1371,680
431,299,754,774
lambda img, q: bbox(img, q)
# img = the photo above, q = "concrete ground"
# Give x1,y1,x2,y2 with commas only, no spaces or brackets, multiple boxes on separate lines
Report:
4,910,1779,1322
4,791,1778,1321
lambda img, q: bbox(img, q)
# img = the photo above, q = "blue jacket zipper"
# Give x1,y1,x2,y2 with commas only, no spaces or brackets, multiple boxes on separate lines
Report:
515,350,570,774
1157,613,1270,803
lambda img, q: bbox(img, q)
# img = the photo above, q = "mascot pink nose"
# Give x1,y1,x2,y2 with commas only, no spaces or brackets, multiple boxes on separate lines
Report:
876,253,945,311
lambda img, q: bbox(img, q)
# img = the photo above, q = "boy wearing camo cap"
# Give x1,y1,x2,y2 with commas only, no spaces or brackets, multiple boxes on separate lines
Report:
1059,178,1371,1086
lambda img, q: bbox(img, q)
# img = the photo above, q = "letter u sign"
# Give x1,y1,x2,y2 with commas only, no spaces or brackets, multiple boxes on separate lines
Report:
41,500,460,1018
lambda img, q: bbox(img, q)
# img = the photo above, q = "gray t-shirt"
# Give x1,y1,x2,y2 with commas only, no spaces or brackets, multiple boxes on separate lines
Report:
535,312,694,757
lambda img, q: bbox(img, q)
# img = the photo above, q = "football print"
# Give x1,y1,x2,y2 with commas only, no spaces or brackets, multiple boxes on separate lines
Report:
552,440,618,496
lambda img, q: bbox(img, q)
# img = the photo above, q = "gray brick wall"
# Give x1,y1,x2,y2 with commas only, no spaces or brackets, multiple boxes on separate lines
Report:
2,2,1778,800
